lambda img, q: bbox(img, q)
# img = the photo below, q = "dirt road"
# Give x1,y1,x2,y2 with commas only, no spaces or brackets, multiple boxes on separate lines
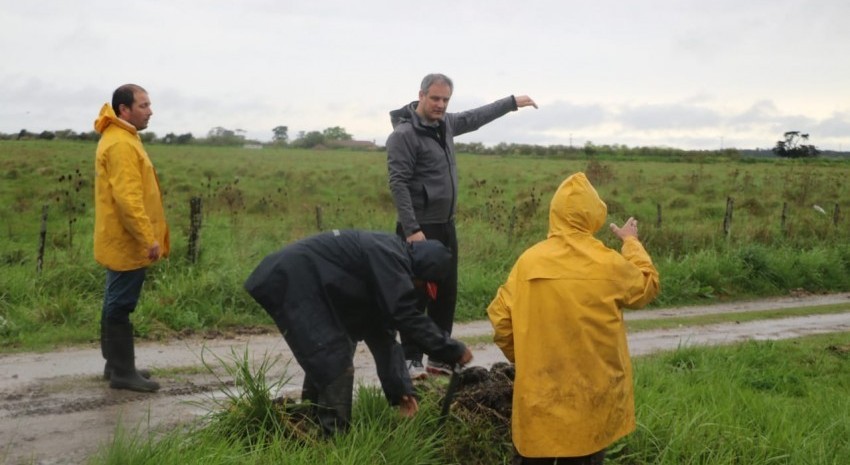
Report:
2,293,849,465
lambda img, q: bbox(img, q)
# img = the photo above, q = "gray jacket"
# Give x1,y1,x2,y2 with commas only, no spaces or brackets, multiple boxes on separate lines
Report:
386,96,518,236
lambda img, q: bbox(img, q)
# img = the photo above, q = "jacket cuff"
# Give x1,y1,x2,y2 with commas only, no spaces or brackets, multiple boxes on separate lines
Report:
429,339,467,366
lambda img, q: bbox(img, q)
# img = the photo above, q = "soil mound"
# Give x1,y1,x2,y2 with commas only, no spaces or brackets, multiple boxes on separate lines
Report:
451,362,514,423
435,362,516,463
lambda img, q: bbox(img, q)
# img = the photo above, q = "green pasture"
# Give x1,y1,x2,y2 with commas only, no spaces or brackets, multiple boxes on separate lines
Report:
2,140,850,350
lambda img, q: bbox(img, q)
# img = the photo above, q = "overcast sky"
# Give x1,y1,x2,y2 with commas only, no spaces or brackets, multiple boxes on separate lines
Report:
2,0,849,150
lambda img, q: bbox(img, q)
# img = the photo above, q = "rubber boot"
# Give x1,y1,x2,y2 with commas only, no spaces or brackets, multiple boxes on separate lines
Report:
101,321,150,380
315,367,354,436
104,320,160,392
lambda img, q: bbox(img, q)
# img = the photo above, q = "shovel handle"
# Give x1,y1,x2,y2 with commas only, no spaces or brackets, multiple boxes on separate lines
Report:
439,364,462,422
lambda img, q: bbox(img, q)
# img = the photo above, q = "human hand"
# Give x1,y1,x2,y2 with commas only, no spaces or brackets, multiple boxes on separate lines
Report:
458,347,473,366
406,231,426,243
515,95,538,109
147,241,161,261
610,217,638,240
399,395,419,418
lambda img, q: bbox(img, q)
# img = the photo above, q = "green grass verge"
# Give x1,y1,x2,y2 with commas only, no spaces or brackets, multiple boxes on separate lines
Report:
86,333,850,465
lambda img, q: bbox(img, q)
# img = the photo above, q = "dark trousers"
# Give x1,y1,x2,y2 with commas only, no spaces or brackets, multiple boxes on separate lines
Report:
513,449,606,465
102,268,147,324
397,221,458,362
301,340,357,436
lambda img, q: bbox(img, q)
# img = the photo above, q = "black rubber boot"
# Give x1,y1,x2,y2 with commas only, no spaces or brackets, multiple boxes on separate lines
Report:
101,321,150,381
104,320,160,392
315,367,354,436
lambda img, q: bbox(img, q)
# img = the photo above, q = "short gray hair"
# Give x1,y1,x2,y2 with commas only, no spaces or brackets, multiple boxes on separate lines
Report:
420,73,453,94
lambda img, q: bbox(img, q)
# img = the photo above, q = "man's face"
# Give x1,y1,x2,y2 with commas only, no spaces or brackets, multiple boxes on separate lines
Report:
119,91,153,131
417,82,452,123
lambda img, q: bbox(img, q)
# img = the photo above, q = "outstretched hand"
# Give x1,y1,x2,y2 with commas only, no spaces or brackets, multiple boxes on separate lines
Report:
515,95,538,109
610,217,639,240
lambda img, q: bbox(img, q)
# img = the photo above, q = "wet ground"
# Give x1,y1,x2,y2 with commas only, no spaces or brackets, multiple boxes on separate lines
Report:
2,292,849,465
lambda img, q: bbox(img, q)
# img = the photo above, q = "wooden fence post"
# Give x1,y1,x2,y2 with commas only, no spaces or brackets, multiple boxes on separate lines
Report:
781,202,788,235
656,203,662,229
37,204,48,274
508,205,518,243
315,205,323,231
187,197,203,264
723,197,734,237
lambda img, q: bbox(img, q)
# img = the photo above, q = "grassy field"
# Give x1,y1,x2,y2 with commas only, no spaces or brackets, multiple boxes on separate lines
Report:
2,140,850,350
84,332,850,465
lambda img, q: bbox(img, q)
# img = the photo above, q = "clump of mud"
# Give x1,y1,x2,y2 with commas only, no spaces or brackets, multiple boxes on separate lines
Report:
451,362,514,423
436,362,516,464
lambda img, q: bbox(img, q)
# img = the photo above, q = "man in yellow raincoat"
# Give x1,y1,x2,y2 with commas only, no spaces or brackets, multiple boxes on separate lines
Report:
487,172,659,464
93,84,169,393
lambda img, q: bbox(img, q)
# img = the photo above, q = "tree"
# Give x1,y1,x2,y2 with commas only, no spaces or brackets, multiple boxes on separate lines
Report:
773,131,819,158
322,126,352,141
272,126,289,144
77,131,100,141
176,133,195,144
206,127,245,146
54,129,77,140
292,130,325,148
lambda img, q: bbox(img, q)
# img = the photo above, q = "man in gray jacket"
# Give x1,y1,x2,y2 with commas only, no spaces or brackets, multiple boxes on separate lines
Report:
386,73,536,379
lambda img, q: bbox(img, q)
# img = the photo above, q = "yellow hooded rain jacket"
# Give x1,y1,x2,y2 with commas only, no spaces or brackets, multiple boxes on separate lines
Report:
487,172,659,457
93,104,170,271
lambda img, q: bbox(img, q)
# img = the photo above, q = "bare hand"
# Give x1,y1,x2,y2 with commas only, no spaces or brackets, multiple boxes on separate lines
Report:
406,231,426,243
515,95,538,109
458,347,473,366
610,217,639,240
399,395,419,418
147,241,161,261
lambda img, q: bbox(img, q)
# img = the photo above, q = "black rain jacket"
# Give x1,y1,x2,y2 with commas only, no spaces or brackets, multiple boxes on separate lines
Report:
243,230,467,404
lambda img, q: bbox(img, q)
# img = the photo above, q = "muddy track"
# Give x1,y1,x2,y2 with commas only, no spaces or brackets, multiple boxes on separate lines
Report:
1,378,227,418
1,293,849,465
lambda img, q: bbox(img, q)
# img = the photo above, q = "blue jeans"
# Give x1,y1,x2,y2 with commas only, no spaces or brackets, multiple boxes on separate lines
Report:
102,268,147,324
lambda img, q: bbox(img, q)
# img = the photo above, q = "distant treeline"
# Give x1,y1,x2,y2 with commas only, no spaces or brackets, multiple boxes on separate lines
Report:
2,128,848,159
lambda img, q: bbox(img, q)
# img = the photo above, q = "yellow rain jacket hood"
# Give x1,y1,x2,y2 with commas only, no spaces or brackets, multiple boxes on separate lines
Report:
93,104,169,271
487,172,659,457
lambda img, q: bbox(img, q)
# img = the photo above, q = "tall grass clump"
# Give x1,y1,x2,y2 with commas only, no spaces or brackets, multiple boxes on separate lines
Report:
89,347,451,465
198,347,302,446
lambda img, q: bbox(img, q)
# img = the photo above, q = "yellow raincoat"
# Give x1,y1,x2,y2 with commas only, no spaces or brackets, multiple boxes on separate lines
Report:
93,104,169,271
487,172,659,458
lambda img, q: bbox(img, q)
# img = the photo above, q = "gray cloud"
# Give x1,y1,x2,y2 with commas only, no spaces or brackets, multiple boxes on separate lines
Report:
619,103,722,131
816,113,850,138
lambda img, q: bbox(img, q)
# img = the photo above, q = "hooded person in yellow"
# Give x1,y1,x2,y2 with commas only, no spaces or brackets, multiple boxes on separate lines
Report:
93,84,169,393
487,172,659,464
